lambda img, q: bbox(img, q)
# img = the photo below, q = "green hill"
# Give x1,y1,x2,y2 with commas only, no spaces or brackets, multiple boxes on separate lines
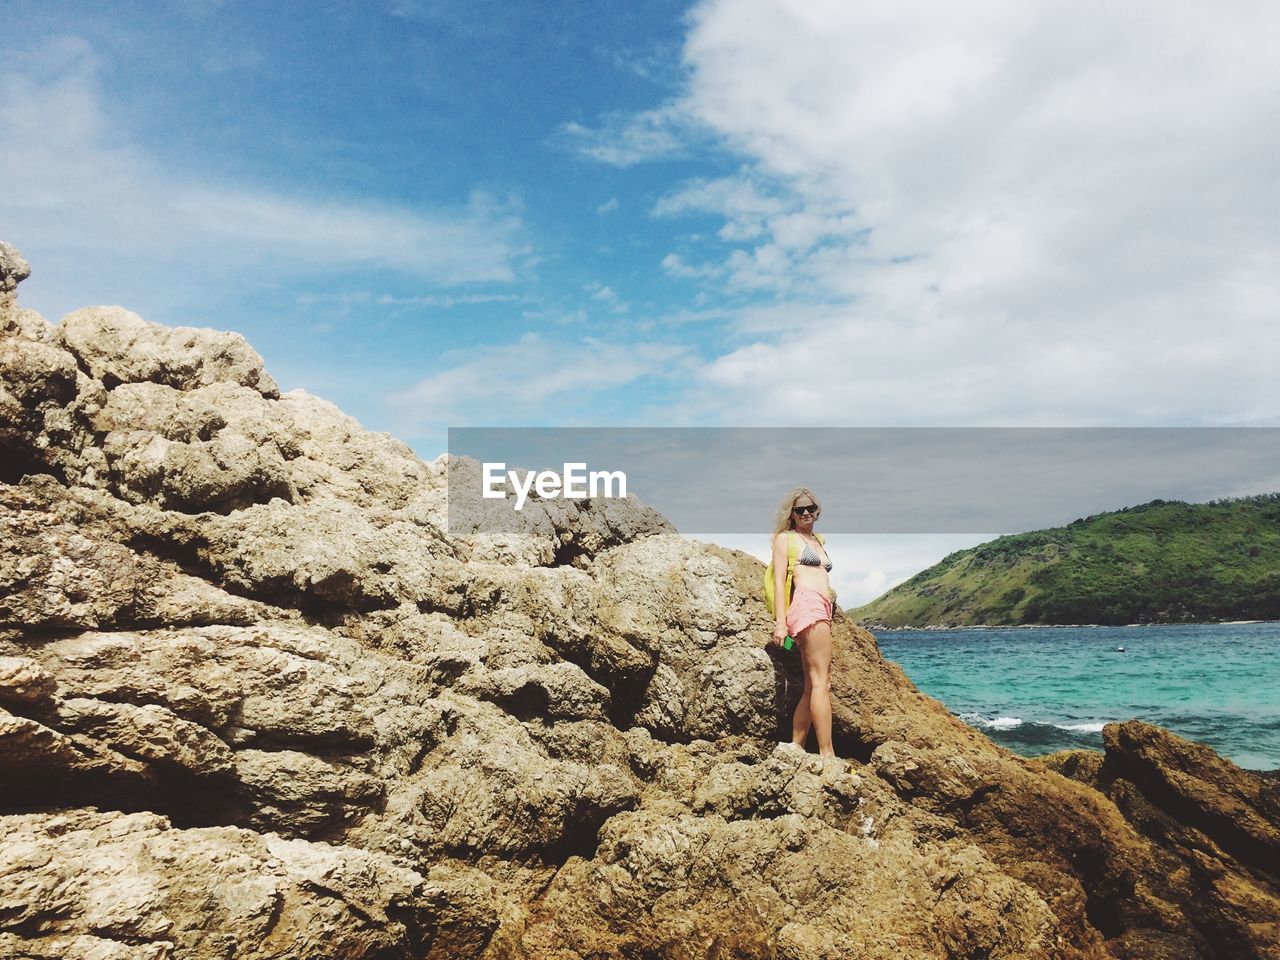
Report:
852,493,1280,627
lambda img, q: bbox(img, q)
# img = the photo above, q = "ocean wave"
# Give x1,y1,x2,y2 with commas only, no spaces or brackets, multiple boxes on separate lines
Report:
958,713,1109,735
959,713,1025,730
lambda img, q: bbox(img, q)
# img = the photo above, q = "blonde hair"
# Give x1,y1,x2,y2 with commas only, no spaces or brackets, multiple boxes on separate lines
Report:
772,486,823,536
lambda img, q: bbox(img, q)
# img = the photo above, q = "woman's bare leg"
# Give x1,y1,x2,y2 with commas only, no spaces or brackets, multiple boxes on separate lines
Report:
798,620,835,757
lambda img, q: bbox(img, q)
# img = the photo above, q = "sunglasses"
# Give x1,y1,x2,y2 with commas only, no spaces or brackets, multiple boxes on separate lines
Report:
792,504,819,516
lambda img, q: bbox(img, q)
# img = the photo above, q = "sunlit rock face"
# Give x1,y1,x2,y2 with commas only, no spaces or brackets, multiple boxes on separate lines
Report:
2,242,1277,959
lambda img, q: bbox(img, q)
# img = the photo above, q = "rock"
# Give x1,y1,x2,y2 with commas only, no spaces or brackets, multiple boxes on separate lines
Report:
400,703,640,862
0,241,31,335
0,484,264,629
0,703,154,802
461,661,611,721
0,807,497,959
233,747,385,836
87,380,293,511
0,240,30,294
1062,721,1280,959
55,696,237,779
525,803,1058,959
1034,748,1106,790
57,305,280,397
1100,719,1280,875
0,337,83,483
0,656,57,706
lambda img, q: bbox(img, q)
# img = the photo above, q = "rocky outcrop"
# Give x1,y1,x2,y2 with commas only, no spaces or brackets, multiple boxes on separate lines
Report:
0,807,499,960
1037,722,1280,959
1,243,1278,959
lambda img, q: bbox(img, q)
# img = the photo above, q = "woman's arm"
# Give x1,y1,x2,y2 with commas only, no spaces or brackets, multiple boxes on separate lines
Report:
771,532,789,639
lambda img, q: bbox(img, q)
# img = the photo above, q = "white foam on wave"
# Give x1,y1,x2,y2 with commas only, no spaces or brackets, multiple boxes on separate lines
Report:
959,713,1024,730
988,716,1025,730
960,711,1111,734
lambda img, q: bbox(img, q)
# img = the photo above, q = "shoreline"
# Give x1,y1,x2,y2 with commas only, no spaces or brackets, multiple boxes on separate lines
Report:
862,618,1280,632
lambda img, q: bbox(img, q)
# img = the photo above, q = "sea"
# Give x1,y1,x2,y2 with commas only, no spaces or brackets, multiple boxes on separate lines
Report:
873,621,1280,773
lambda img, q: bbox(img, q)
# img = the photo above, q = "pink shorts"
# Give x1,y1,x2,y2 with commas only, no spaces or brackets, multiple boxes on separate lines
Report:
786,586,833,637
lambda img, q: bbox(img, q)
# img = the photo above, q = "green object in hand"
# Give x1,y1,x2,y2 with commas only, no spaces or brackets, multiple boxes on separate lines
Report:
783,635,794,650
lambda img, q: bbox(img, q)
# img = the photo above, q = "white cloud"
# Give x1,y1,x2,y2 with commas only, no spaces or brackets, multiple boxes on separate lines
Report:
653,172,864,252
641,0,1280,426
166,187,520,281
295,291,521,310
561,104,697,167
849,570,893,606
660,252,724,280
586,283,629,313
385,332,697,442
653,173,785,221
596,197,620,214
521,308,590,327
0,38,524,319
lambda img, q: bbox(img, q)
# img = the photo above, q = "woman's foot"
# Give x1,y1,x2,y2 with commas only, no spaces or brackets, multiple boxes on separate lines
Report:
776,741,806,753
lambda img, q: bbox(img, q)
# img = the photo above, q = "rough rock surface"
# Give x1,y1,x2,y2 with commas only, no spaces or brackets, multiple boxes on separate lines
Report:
2,242,1278,959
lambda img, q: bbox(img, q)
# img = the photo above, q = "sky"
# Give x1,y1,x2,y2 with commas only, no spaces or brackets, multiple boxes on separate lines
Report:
4,1,1279,604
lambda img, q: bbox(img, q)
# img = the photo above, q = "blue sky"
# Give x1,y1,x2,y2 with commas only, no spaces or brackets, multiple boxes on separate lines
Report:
3,0,726,444
5,0,1279,603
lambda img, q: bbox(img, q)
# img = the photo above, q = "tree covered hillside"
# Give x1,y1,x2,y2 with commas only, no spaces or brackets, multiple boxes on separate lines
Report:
853,494,1280,627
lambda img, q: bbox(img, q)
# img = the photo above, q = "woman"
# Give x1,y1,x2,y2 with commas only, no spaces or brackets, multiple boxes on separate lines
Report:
769,487,836,758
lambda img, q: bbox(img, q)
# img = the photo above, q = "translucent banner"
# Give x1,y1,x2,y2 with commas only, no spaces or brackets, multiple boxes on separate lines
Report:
446,427,1280,534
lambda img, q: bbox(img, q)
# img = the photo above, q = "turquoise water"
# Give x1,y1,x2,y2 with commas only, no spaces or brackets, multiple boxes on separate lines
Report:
874,622,1280,772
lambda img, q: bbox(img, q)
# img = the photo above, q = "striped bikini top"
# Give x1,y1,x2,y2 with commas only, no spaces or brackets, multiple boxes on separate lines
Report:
796,536,832,572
